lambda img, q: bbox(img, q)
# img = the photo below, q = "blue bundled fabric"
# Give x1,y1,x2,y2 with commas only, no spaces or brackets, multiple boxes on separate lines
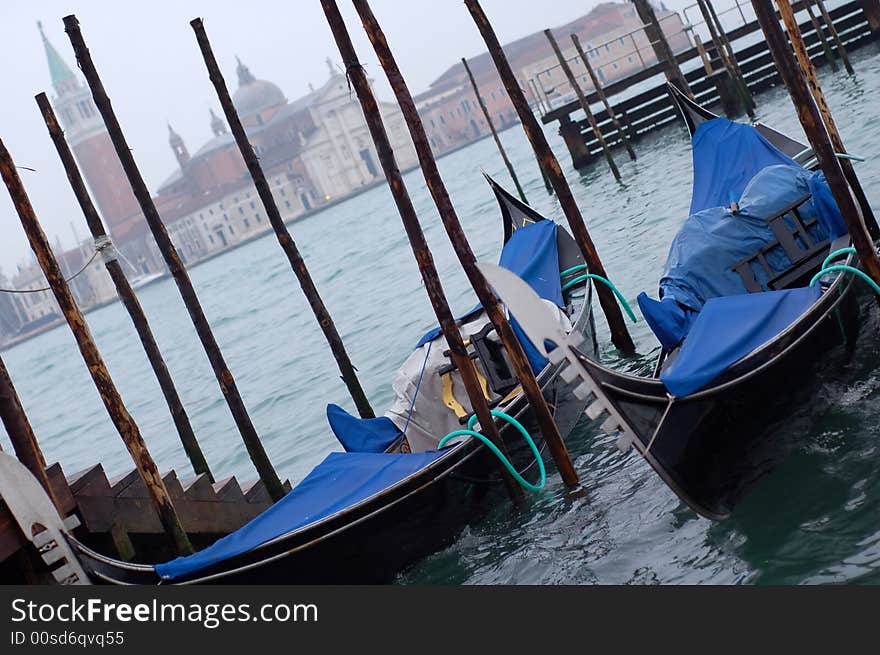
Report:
156,449,447,580
660,164,839,315
689,118,799,215
660,285,820,397
326,403,401,453
416,219,562,372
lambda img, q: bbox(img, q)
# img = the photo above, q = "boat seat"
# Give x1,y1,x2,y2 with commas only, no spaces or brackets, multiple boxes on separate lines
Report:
730,193,830,293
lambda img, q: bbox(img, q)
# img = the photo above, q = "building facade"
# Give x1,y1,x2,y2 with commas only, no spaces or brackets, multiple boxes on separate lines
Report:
414,1,689,153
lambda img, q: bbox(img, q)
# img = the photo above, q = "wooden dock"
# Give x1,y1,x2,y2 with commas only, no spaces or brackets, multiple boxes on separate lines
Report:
538,0,878,168
0,461,288,570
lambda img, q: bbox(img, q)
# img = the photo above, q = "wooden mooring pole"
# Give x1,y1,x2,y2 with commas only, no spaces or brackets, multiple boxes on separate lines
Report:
36,93,214,483
773,0,879,240
631,0,693,98
466,0,637,355
803,0,840,71
64,15,284,502
571,34,636,161
191,18,375,421
814,0,855,73
752,0,880,284
544,29,621,181
696,0,756,117
353,0,580,489
462,58,528,204
0,139,193,555
0,354,62,513
321,0,525,502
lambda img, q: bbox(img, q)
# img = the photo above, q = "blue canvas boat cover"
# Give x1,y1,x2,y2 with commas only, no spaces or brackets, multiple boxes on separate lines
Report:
326,403,401,453
660,164,843,314
660,285,821,397
689,117,800,215
417,219,562,372
156,449,447,580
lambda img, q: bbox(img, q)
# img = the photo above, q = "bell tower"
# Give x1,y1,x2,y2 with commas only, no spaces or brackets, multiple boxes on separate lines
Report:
168,123,190,169
39,21,140,234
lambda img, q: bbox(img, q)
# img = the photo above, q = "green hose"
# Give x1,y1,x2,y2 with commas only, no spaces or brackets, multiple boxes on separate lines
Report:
810,264,880,296
561,272,638,323
822,247,856,270
437,410,546,492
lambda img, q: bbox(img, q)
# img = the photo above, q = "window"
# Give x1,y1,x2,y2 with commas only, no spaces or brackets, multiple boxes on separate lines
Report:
440,115,446,125
229,224,235,234
239,207,244,215
250,201,256,210
255,213,262,222
430,119,436,128
612,62,619,70
280,188,286,196
628,56,634,63
208,234,214,244
209,208,214,215
619,37,625,45
490,91,496,101
244,218,250,228
285,200,292,209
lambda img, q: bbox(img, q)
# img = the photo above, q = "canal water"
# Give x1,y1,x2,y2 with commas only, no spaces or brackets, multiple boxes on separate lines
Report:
3,48,879,584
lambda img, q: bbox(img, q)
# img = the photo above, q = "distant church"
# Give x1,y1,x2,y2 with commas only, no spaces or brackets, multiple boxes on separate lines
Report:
40,24,418,273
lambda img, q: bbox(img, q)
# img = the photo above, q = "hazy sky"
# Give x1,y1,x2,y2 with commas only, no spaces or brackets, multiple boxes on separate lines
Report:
0,0,689,273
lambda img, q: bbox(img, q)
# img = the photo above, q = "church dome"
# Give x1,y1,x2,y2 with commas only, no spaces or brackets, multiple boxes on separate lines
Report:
232,57,286,117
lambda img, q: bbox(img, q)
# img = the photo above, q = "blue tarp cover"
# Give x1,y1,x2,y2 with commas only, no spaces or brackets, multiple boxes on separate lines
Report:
326,403,401,453
689,117,799,215
660,285,821,397
660,164,841,314
156,449,447,580
417,219,563,372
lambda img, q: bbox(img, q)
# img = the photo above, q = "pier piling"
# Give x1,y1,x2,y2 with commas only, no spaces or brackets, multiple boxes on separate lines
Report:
544,29,621,181
462,57,528,204
466,0,637,355
0,139,193,556
571,34,636,161
696,0,756,116
64,15,285,502
35,93,214,483
753,0,880,284
191,17,375,421
774,0,879,239
321,0,526,502
804,0,840,71
0,355,62,513
814,0,855,73
631,0,693,98
354,0,580,488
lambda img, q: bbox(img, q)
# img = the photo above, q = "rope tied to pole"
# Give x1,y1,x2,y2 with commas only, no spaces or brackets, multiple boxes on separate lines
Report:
0,237,114,294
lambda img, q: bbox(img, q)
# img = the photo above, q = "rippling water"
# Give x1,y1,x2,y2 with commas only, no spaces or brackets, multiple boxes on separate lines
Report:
3,48,879,584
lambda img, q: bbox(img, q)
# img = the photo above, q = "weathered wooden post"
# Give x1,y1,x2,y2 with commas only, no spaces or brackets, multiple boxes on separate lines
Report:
860,0,880,39
695,0,754,117
773,0,879,239
466,0,636,355
462,58,528,204
571,34,636,161
752,0,880,284
36,93,214,483
630,0,693,98
700,0,756,114
803,0,840,72
544,29,621,180
321,0,525,502
190,18,375,421
0,138,193,555
0,355,62,512
526,78,556,194
353,0,580,488
63,15,285,502
813,0,854,73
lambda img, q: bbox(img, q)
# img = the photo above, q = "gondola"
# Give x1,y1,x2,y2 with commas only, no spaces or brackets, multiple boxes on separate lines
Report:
480,90,868,520
52,176,599,584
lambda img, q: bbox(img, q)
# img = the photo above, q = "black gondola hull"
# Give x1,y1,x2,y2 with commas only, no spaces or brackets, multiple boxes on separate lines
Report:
579,274,861,519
